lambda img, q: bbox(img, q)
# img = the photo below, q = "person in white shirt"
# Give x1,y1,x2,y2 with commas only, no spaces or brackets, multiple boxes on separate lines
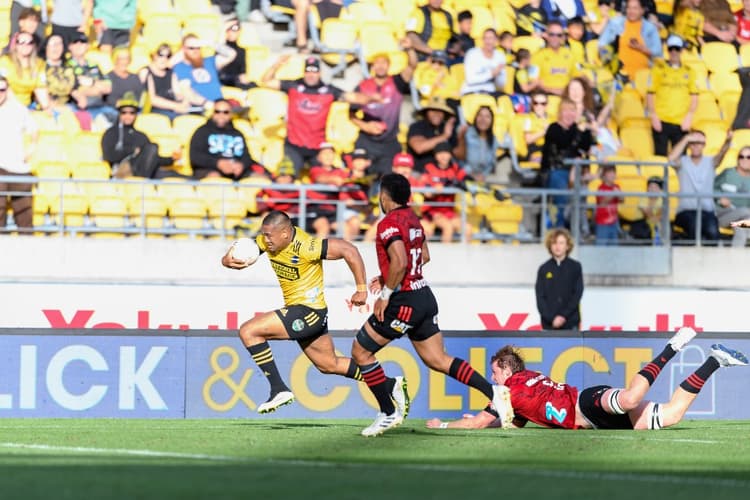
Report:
0,75,38,232
460,28,506,97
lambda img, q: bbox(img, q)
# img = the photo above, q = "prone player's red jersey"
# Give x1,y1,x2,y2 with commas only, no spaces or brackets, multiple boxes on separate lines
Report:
375,206,427,292
504,370,579,429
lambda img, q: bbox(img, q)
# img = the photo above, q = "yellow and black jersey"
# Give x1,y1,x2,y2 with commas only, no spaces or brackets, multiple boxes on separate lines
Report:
255,227,328,309
648,60,697,125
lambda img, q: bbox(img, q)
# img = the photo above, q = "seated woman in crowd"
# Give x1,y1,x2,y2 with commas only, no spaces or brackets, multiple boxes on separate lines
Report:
453,105,500,181
0,31,49,109
43,34,77,114
139,43,191,121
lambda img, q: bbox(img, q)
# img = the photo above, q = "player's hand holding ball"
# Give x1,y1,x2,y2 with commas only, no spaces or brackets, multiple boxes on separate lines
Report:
222,238,260,269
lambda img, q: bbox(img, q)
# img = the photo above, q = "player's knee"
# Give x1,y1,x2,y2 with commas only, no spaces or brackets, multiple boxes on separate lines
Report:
616,390,642,412
238,322,258,344
314,360,338,375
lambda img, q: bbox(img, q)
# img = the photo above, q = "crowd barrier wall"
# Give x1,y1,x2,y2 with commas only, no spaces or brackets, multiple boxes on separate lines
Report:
1,329,748,420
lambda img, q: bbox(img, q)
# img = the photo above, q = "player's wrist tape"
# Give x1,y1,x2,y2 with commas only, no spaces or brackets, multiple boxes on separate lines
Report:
439,422,449,429
356,284,367,292
380,286,393,300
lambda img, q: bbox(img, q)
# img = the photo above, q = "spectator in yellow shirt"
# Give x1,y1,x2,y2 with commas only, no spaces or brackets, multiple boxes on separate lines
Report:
673,0,706,48
532,21,579,96
406,0,454,61
646,35,698,155
0,32,49,109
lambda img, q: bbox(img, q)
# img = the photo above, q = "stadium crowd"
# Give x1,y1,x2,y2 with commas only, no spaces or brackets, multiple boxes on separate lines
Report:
2,0,750,245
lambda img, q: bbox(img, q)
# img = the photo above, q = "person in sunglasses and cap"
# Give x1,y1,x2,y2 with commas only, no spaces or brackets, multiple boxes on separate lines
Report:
262,54,379,176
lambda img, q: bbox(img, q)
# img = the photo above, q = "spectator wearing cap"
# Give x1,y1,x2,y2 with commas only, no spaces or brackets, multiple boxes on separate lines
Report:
219,19,256,90
307,142,347,237
262,54,377,175
0,31,49,109
50,0,92,49
598,0,662,78
92,0,137,55
173,33,237,109
412,49,462,104
189,99,267,180
0,74,38,233
139,44,191,121
405,0,454,61
104,48,144,109
66,32,117,129
350,39,418,177
646,34,698,156
460,28,506,97
531,21,579,96
101,92,179,179
407,96,457,172
421,141,469,243
445,10,475,65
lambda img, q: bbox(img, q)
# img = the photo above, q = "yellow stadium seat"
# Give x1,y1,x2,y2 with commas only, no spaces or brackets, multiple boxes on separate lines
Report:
632,68,651,100
157,178,197,205
693,91,723,125
86,49,114,75
382,0,416,37
460,93,497,124
89,197,128,231
195,177,237,203
173,114,207,144
174,0,214,21
274,54,306,81
71,131,104,162
708,72,742,100
245,45,272,84
238,176,273,215
261,139,286,174
696,119,729,155
486,202,523,235
701,41,739,74
719,90,741,126
317,18,359,68
619,126,654,160
342,2,387,29
34,162,70,179
493,7,517,36
128,196,168,231
183,13,223,46
731,128,750,149
48,192,89,228
135,113,173,138
71,161,111,180
326,101,360,154
512,36,546,55
208,198,248,230
358,22,400,66
246,88,288,140
617,176,646,222
613,88,646,125
169,197,208,230
468,7,495,41
140,13,182,52
137,0,174,20
120,177,157,206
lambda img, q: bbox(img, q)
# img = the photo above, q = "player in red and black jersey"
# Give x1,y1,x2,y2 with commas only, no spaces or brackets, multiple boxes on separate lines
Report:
262,55,377,176
351,173,496,437
426,330,748,430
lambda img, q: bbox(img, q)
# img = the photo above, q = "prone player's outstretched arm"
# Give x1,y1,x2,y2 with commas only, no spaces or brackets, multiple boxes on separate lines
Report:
325,238,368,306
426,410,498,429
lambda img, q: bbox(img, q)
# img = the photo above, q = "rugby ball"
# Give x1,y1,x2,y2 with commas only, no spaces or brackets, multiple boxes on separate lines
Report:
231,238,260,264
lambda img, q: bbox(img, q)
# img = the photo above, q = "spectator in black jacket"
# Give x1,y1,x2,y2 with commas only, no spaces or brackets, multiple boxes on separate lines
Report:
219,19,256,89
535,228,584,330
189,99,268,179
101,92,177,178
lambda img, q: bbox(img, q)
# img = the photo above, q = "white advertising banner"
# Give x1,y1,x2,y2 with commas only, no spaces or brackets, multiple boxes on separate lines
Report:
1,283,748,332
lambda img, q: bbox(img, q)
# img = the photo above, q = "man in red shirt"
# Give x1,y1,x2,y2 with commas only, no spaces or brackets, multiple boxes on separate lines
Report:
350,173,496,437
262,55,376,175
426,327,748,430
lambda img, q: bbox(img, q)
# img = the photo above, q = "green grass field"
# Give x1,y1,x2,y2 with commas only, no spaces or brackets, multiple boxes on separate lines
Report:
1,419,748,500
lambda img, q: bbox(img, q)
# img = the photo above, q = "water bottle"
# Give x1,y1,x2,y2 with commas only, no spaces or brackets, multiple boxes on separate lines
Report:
653,224,662,246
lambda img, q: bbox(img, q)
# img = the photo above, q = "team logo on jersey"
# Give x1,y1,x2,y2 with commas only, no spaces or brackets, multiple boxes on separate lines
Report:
279,308,288,317
409,228,422,241
290,255,300,264
292,319,305,332
546,271,553,279
293,240,302,253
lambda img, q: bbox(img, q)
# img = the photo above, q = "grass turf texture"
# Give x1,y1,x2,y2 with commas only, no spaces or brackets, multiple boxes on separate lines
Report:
1,419,748,499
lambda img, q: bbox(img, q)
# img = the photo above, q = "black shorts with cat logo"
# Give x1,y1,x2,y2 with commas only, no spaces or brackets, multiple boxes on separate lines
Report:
367,287,440,342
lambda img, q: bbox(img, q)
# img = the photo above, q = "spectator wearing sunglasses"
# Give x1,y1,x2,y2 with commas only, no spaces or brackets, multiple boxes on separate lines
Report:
173,33,237,109
0,31,49,109
139,43,190,121
189,99,268,180
531,21,578,96
218,19,256,90
714,146,750,246
668,129,732,245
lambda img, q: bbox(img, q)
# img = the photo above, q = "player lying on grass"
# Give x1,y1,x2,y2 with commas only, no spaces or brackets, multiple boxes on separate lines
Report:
426,327,748,430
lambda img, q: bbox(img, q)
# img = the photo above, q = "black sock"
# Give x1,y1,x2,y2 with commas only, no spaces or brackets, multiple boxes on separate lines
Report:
638,345,677,385
361,362,395,414
679,357,720,394
448,358,493,400
247,342,288,394
345,359,363,381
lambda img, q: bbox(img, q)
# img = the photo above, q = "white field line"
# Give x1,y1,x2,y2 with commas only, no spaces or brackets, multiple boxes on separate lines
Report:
1,442,748,489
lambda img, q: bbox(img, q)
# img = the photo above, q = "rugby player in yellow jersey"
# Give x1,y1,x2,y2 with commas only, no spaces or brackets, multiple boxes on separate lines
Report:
222,210,407,415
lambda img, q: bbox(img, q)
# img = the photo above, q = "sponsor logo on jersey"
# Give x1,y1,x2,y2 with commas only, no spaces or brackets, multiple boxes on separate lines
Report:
379,226,398,240
279,308,288,317
292,319,305,332
409,228,422,241
389,319,413,334
270,260,301,280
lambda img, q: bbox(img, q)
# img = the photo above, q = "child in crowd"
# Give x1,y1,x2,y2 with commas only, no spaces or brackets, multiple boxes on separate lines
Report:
594,164,623,245
631,175,664,244
422,142,470,243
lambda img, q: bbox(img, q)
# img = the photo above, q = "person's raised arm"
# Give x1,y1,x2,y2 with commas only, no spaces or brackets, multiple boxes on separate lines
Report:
713,130,734,169
261,54,292,90
668,132,693,166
